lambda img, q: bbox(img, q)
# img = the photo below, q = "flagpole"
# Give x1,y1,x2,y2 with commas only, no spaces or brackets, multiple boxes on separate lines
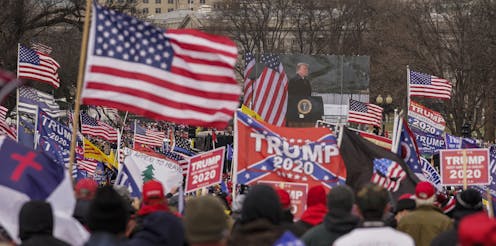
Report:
462,149,468,190
34,106,39,149
487,189,494,218
231,110,239,204
406,65,411,116
16,44,20,143
133,119,137,149
69,0,92,183
391,109,399,152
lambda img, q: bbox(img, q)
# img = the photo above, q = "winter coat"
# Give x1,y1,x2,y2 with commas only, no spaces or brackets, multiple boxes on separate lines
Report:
85,232,127,246
397,205,453,246
293,203,328,236
127,211,184,246
229,219,286,246
301,212,360,246
73,199,92,227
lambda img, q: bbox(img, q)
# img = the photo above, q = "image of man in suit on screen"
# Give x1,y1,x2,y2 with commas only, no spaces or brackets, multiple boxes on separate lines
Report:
288,62,312,98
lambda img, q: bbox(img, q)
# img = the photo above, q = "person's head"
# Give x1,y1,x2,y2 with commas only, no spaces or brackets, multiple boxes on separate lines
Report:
142,180,166,206
296,63,309,78
184,196,229,245
75,178,98,200
356,184,390,221
239,184,282,225
19,201,53,241
394,193,416,222
307,185,326,207
415,181,436,206
87,186,130,235
458,212,496,246
327,185,355,217
453,188,483,221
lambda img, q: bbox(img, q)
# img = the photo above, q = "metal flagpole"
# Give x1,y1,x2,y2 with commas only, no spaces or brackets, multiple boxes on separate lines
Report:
391,109,399,152
69,0,92,184
406,65,411,117
16,44,20,143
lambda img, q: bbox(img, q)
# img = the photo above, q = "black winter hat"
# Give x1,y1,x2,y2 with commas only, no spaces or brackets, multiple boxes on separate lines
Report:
327,185,355,216
239,184,282,225
19,200,53,241
453,188,483,220
88,186,129,234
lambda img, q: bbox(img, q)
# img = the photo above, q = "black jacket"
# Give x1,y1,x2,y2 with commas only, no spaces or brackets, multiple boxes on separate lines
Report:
301,213,360,246
288,75,312,99
127,211,184,246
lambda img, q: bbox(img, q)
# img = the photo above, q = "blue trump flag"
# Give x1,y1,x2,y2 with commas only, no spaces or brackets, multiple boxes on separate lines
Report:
0,136,89,244
474,146,496,216
413,128,446,155
36,108,71,167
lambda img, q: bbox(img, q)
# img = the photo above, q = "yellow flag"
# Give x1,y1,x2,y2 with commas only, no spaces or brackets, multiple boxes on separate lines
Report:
83,138,118,169
241,104,263,122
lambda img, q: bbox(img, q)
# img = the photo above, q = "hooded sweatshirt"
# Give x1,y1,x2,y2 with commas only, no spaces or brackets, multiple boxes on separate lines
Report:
294,186,328,236
19,201,70,246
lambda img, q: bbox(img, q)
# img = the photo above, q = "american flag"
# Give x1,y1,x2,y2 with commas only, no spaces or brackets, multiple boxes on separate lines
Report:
251,54,288,126
0,117,15,140
18,86,63,118
348,99,383,127
30,42,53,55
77,159,98,174
409,70,452,99
0,106,7,120
18,45,60,88
81,3,240,128
371,158,407,192
134,121,165,147
242,52,256,107
81,112,118,142
164,150,189,174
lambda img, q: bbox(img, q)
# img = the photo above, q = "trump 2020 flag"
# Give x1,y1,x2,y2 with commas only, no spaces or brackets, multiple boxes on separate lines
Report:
0,136,88,245
36,108,71,168
235,111,346,190
82,3,241,128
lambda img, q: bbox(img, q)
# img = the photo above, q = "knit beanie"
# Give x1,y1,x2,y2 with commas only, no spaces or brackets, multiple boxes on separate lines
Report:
240,184,282,225
327,185,355,216
307,185,326,207
19,201,53,241
184,196,229,243
454,188,483,220
88,186,129,234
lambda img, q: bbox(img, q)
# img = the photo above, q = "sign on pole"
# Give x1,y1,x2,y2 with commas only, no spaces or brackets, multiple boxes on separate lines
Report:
440,149,490,186
185,147,225,193
258,180,308,220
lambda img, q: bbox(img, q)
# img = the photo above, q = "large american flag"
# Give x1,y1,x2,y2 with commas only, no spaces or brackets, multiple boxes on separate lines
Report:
81,3,240,128
18,45,60,88
242,52,256,107
409,70,452,99
347,99,383,127
134,121,165,147
251,54,288,126
81,112,118,142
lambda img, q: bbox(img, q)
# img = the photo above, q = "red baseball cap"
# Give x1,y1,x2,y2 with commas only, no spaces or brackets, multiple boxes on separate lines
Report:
75,178,98,200
415,181,435,200
142,180,164,204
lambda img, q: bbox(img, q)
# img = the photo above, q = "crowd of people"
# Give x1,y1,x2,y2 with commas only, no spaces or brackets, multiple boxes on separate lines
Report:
1,178,496,246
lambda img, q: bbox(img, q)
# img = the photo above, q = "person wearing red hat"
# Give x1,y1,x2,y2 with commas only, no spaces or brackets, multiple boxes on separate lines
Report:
276,188,301,236
127,180,184,246
458,212,496,246
73,178,98,227
293,185,328,236
397,181,452,246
